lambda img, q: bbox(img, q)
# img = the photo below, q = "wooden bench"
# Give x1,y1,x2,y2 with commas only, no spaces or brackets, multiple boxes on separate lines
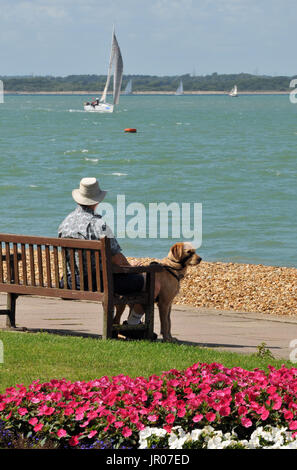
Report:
0,233,162,340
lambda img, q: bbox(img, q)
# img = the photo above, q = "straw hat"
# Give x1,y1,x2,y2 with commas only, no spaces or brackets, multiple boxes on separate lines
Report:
72,177,107,205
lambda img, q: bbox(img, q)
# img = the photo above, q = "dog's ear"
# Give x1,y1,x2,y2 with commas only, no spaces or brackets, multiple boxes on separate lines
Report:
170,242,184,261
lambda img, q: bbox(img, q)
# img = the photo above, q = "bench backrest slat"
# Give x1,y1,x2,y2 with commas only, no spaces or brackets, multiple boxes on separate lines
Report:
37,245,44,287
53,246,59,288
29,244,36,286
45,245,51,288
13,243,19,284
78,249,84,291
5,243,11,282
21,243,27,285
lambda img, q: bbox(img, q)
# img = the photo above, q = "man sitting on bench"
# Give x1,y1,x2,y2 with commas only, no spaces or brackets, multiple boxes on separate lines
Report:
58,177,160,333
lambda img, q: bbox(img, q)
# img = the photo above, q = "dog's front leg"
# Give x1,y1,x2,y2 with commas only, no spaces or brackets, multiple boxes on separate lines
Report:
158,301,172,342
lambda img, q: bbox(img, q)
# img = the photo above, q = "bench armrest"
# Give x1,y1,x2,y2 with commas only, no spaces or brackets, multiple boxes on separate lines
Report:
112,264,163,274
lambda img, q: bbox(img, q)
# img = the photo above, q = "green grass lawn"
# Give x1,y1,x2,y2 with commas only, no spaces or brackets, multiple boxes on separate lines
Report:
0,330,293,393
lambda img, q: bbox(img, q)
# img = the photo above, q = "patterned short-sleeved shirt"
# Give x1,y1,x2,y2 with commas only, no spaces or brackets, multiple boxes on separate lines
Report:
58,205,121,255
58,205,121,283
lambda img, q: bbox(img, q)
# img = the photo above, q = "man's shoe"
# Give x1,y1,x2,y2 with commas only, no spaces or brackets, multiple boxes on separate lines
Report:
119,321,158,341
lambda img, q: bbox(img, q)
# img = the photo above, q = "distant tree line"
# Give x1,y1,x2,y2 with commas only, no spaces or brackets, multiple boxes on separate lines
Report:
1,73,296,92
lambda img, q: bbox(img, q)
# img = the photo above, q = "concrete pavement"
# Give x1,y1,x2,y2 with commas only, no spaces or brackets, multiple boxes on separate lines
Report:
1,293,297,360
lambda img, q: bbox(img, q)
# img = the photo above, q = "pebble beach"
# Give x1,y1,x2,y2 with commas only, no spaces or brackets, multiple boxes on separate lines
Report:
128,257,297,317
1,250,296,318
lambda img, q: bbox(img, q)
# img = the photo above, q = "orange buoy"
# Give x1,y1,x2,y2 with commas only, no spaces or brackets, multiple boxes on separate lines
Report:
124,128,137,133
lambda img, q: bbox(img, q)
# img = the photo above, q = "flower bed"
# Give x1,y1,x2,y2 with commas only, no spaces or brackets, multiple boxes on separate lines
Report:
1,362,297,449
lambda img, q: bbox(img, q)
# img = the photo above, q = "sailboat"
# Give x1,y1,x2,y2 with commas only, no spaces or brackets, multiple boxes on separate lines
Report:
175,80,184,95
84,28,123,113
229,85,238,97
124,79,133,95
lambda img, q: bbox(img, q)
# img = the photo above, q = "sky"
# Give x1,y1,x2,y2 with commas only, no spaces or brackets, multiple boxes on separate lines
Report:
0,0,296,77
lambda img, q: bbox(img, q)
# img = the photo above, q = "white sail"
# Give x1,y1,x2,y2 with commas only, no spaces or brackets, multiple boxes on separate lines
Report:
112,32,123,105
84,28,123,113
100,29,123,105
229,85,238,97
124,79,133,95
175,80,183,95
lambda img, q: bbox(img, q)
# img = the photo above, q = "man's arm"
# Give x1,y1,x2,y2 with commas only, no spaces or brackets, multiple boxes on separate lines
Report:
111,252,131,266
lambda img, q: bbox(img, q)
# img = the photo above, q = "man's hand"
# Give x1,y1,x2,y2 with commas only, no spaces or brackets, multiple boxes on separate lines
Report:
130,259,142,266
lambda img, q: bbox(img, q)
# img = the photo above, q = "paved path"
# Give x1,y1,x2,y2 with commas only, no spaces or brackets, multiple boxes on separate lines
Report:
1,294,297,361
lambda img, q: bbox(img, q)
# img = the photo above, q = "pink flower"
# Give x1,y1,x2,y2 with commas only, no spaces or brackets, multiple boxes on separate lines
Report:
69,435,79,447
148,414,158,422
284,410,294,420
29,417,38,426
289,421,297,431
57,429,67,438
165,414,175,425
177,408,186,418
18,408,28,416
238,406,248,416
219,406,231,417
34,423,43,432
193,414,203,423
261,409,269,421
241,417,252,428
122,427,132,438
163,424,172,433
205,412,216,423
88,430,97,439
44,406,55,416
114,421,124,428
136,422,145,431
107,414,116,424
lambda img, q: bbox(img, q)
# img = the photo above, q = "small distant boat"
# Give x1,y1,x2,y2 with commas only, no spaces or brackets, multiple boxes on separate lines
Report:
124,79,133,95
84,28,123,113
229,85,238,97
175,80,184,96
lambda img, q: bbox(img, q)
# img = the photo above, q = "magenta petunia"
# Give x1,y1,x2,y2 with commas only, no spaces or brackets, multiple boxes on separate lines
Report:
193,414,203,423
69,435,79,446
29,417,38,426
34,423,43,432
165,414,175,425
205,412,216,422
122,426,132,438
57,429,67,438
241,417,253,428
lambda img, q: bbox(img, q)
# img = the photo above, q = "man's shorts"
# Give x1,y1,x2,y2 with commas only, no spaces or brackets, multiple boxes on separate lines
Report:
62,272,145,295
113,273,145,295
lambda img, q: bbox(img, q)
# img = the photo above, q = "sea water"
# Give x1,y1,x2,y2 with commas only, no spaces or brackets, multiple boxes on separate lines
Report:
0,93,296,267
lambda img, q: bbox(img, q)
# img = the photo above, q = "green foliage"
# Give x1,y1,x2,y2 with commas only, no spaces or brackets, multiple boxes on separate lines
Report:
252,342,275,360
1,73,296,92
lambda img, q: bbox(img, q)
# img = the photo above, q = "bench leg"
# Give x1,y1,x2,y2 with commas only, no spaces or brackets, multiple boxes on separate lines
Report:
6,293,17,328
102,297,114,340
144,272,155,340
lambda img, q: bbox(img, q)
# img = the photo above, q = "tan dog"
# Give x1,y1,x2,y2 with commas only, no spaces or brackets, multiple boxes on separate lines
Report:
114,242,202,342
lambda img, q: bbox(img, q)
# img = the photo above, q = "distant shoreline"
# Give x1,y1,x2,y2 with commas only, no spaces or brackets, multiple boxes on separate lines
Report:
4,90,290,96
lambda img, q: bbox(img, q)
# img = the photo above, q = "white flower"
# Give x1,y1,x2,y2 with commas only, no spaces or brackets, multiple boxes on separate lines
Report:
207,436,223,449
190,429,203,441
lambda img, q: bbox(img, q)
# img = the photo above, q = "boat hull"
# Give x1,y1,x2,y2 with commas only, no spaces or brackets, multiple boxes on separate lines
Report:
84,103,114,113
